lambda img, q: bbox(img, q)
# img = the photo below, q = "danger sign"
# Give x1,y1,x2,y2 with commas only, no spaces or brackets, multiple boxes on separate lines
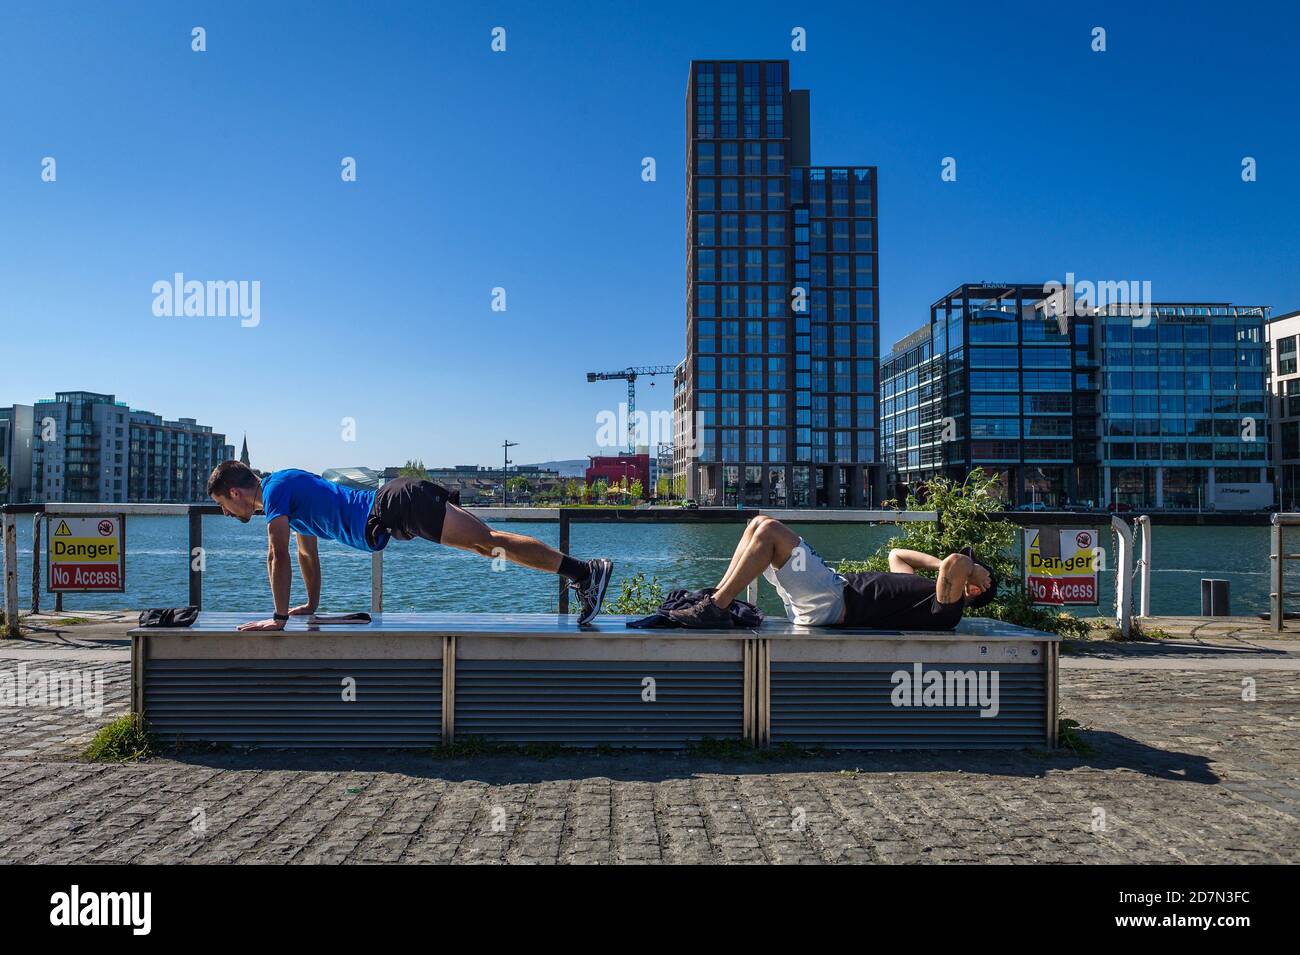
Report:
1024,527,1098,607
47,515,126,593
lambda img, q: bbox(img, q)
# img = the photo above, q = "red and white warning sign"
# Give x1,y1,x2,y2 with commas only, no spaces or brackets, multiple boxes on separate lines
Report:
1024,528,1098,606
47,515,126,593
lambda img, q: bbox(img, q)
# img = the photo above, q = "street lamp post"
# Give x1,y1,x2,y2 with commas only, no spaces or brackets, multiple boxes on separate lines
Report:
502,439,518,507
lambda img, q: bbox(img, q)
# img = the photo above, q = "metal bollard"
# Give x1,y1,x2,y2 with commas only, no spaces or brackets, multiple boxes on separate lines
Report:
1200,578,1230,617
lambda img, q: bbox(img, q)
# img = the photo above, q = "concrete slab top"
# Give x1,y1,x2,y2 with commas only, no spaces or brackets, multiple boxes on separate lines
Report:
127,611,1058,642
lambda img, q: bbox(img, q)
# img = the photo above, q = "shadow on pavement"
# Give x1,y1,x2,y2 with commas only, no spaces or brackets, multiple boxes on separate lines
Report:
155,727,1218,787
1062,638,1290,659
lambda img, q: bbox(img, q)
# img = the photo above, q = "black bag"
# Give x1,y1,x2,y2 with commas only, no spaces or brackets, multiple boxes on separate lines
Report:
138,606,199,628
625,588,763,629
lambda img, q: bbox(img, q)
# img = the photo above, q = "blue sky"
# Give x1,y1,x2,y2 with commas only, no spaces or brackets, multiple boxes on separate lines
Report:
2,0,1297,473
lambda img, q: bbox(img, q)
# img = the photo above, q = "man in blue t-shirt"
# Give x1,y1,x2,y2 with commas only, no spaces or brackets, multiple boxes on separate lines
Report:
206,461,612,630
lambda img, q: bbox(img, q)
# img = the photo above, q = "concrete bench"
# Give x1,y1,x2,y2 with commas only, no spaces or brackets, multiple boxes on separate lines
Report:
129,613,1059,750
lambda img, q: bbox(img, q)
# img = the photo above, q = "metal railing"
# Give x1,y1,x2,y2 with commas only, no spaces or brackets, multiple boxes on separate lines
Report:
1,502,387,637
1267,513,1300,631
5,501,1154,635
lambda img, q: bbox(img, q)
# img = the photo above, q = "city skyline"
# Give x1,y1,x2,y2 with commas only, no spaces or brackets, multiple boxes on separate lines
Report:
2,2,1297,473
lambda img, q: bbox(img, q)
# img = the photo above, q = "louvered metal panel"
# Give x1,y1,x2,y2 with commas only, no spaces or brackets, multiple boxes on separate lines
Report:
454,659,744,748
770,662,1046,749
144,659,441,748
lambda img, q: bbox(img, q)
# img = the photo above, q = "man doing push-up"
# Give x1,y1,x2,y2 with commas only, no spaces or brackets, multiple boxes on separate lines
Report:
206,461,613,630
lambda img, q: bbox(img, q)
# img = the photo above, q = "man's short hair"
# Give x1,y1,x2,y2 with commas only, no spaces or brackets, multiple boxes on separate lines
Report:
207,460,259,498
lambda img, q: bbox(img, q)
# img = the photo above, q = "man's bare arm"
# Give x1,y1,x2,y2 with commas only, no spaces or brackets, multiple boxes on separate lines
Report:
238,516,293,631
888,548,943,574
293,533,321,614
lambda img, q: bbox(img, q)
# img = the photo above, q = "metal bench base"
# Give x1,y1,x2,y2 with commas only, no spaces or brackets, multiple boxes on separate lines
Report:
130,613,1059,750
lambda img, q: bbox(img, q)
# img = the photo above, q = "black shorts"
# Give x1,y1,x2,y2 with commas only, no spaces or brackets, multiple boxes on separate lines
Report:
366,478,459,548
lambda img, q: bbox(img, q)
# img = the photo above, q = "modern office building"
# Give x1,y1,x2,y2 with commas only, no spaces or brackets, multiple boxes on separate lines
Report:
881,285,1270,510
879,323,950,499
882,284,1099,507
30,391,232,503
1267,309,1300,508
0,405,34,503
1100,302,1269,510
678,60,879,507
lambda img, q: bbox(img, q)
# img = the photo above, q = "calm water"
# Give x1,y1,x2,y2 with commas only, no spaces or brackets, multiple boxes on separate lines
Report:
4,516,1280,619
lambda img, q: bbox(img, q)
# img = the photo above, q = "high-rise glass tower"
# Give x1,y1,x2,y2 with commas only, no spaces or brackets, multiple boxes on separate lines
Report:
678,60,879,507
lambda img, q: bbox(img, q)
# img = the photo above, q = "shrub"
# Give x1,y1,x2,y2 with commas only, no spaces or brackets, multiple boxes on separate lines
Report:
606,572,665,615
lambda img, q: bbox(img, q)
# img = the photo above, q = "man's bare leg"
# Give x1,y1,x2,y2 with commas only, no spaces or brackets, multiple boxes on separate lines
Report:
711,516,800,607
439,504,566,572
718,515,767,584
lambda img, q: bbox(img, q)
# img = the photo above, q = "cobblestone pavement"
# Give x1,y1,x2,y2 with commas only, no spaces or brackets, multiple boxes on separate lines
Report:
0,644,1296,863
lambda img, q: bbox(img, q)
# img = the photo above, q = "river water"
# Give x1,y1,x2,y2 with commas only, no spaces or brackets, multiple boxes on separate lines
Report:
6,516,1280,620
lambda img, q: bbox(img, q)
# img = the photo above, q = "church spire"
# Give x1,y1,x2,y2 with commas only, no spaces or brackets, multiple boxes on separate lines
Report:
240,434,250,467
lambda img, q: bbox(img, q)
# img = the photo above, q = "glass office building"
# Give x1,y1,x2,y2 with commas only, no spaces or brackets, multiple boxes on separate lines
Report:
882,284,1100,507
680,60,880,507
882,287,1268,510
1100,304,1269,509
1267,309,1300,509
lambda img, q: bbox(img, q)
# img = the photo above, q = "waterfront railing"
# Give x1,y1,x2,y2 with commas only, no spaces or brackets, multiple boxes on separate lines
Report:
4,503,1153,638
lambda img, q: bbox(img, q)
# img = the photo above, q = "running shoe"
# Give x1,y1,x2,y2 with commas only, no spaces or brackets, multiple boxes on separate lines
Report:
573,558,613,625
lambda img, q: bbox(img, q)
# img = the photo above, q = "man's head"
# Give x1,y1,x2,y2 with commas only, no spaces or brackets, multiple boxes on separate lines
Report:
962,549,998,610
207,460,261,523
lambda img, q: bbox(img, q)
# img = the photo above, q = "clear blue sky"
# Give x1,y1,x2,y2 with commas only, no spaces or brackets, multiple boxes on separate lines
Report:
2,0,1296,473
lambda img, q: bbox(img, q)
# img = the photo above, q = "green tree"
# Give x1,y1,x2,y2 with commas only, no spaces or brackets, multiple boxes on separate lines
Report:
564,479,580,504
593,479,608,503
507,476,530,494
629,479,644,502
399,459,427,479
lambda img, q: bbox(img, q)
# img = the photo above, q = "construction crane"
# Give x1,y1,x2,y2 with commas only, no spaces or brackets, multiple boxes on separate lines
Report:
586,365,676,453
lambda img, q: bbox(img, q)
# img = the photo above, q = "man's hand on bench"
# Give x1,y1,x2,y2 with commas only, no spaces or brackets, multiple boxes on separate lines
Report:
237,617,287,632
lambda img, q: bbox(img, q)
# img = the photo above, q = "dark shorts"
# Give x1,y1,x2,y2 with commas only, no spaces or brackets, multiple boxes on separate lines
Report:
366,478,459,548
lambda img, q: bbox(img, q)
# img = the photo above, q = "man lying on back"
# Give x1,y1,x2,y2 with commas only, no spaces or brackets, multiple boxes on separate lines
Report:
666,515,996,629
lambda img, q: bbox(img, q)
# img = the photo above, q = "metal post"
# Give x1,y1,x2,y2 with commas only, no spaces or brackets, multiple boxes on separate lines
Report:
1111,514,1133,638
1136,515,1152,619
371,550,383,614
3,512,18,637
1270,515,1283,632
557,508,571,615
188,509,203,609
31,514,41,616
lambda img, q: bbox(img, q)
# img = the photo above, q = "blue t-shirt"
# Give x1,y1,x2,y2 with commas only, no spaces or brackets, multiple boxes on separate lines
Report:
261,469,388,552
